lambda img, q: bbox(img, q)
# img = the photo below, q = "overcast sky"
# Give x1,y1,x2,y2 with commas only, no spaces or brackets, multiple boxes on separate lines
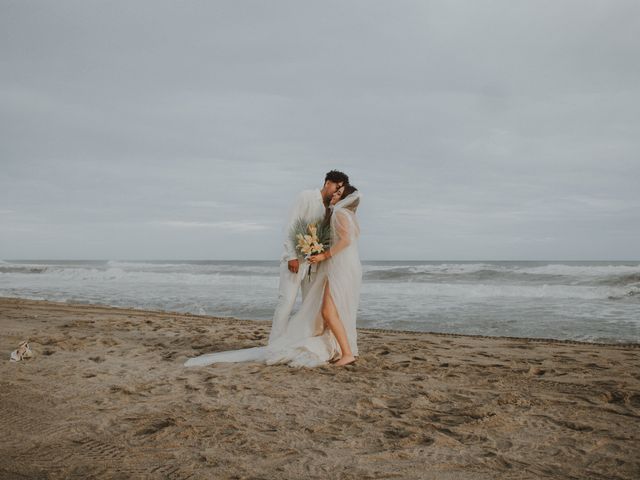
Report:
1,1,639,261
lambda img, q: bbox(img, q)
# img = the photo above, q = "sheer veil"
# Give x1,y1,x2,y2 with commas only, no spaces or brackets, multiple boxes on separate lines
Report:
326,191,362,357
184,191,362,368
332,190,361,214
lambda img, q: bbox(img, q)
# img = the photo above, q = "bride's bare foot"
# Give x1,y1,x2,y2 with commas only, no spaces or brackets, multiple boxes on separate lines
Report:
334,354,356,366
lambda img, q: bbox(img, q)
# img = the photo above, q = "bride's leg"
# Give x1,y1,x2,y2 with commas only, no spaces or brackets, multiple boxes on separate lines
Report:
321,281,356,366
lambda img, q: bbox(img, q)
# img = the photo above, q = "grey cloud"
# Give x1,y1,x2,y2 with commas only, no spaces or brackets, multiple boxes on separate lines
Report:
1,1,639,260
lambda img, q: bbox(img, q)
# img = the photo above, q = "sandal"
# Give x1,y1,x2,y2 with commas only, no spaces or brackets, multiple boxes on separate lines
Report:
10,341,33,362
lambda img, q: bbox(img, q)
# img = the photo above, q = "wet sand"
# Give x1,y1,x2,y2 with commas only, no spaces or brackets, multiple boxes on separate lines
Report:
1,297,639,479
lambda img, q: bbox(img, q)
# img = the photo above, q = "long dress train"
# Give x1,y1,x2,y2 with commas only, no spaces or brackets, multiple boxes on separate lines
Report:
184,192,362,368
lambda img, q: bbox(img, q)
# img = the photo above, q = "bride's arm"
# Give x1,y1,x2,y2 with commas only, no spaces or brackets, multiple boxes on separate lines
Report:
309,212,351,263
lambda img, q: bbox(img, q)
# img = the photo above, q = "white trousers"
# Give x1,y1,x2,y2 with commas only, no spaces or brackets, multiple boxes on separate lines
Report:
268,261,322,343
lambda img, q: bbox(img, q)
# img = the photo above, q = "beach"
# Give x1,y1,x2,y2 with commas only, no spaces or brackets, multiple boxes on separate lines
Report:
1,297,639,479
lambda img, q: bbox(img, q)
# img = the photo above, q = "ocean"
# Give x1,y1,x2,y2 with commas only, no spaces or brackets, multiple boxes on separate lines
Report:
1,259,638,343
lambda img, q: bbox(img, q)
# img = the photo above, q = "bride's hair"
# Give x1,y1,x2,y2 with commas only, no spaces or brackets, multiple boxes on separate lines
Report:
340,185,359,211
323,184,359,225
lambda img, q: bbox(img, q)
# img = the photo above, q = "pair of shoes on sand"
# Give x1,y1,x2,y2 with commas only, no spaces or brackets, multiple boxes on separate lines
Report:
10,341,33,362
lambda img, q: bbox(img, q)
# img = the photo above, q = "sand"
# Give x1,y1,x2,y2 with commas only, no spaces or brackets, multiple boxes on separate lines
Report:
1,297,639,479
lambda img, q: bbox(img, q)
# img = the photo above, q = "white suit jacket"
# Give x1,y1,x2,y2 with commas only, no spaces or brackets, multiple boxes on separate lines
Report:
270,189,326,343
281,189,326,263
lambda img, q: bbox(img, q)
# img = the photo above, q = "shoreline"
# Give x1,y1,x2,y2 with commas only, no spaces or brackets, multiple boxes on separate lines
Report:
2,296,638,348
2,296,639,479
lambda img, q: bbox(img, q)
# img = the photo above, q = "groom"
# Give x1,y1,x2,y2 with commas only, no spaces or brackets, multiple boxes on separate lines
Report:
268,170,349,343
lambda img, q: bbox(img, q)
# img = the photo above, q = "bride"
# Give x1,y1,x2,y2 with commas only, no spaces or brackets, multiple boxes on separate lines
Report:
184,185,362,368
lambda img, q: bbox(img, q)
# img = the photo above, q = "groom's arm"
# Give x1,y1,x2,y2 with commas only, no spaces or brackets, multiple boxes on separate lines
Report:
282,191,306,271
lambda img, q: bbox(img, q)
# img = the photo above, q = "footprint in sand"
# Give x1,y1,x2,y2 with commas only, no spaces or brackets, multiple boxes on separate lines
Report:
148,464,194,480
528,366,546,376
135,417,176,436
383,427,412,439
71,437,127,461
600,390,630,405
161,351,178,361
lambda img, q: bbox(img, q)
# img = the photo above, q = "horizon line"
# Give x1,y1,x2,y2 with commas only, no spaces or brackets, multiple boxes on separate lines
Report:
3,258,640,263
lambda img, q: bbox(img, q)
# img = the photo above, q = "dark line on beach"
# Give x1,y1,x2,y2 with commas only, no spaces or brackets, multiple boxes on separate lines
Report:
2,296,639,349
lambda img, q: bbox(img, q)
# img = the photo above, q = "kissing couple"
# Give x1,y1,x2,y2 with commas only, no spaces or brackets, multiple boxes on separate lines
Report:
185,170,362,368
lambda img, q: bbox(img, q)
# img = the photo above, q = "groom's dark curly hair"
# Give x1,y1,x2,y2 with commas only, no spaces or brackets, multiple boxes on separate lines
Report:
325,170,349,185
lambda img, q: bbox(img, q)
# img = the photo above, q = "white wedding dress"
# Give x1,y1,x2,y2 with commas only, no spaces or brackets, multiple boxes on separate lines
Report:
184,192,362,368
